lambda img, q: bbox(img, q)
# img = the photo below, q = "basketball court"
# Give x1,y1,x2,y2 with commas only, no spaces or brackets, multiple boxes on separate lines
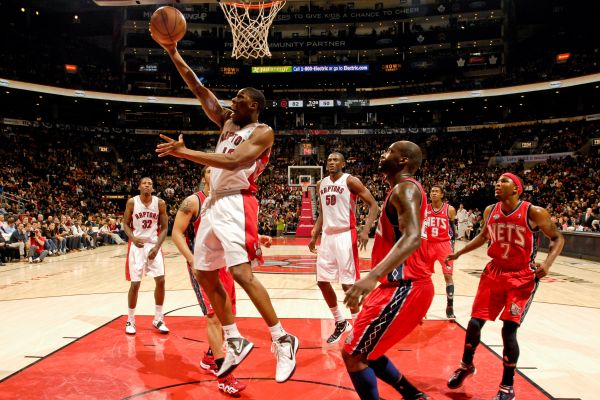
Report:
1,238,598,399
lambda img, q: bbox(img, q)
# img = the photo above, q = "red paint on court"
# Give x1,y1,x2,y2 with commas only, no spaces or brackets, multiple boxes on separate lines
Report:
0,317,550,400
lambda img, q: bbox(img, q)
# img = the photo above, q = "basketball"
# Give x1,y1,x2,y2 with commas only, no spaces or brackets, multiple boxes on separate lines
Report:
150,6,187,45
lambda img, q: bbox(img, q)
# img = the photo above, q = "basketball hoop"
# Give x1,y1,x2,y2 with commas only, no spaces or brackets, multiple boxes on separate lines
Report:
218,0,286,59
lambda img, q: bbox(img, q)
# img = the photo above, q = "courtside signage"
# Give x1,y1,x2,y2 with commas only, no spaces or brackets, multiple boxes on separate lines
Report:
251,65,369,74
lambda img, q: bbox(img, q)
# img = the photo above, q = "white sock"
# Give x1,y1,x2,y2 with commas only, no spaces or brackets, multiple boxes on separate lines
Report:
155,305,163,321
330,306,345,323
269,322,286,341
222,323,242,340
351,313,359,326
128,308,135,322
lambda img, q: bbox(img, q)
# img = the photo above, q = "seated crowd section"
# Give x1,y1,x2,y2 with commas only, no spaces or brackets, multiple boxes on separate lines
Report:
1,120,599,265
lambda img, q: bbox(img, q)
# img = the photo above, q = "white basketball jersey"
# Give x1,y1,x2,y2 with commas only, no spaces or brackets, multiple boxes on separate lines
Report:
211,121,271,195
132,195,159,243
319,173,357,234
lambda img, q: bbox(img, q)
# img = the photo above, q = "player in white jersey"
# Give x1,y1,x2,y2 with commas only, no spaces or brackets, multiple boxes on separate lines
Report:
122,177,169,335
308,152,379,344
153,39,298,384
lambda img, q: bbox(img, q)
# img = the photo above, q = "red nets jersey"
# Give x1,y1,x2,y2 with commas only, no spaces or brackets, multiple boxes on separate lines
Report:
486,201,538,270
426,203,452,243
372,178,430,283
185,192,206,252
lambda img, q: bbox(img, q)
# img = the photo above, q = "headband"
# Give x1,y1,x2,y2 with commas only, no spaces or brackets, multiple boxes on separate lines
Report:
501,173,523,195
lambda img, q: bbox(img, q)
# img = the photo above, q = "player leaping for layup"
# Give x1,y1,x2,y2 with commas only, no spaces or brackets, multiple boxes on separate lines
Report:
153,38,298,383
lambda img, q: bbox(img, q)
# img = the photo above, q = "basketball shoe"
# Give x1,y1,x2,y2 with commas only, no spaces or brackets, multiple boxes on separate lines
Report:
200,351,217,374
447,362,476,389
217,374,247,397
125,320,136,335
217,337,254,378
272,334,299,383
493,385,515,400
152,319,170,334
327,320,352,344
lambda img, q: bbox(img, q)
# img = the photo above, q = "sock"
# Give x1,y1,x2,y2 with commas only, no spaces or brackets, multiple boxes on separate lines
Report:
206,347,213,357
446,284,454,307
351,313,359,325
215,357,224,370
348,368,379,400
154,305,163,320
222,323,242,340
269,322,286,341
127,308,135,322
369,356,421,397
330,306,345,323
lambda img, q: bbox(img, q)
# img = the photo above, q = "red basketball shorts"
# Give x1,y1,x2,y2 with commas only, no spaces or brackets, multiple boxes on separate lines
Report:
471,261,539,325
343,278,434,360
428,240,454,274
186,263,236,316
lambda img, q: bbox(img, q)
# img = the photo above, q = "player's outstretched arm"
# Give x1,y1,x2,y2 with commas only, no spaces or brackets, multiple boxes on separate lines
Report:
156,126,274,170
172,195,198,266
348,176,380,250
123,198,143,248
529,206,564,278
154,41,231,128
446,204,492,262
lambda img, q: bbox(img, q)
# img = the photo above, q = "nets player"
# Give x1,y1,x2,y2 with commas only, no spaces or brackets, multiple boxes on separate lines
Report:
342,141,433,400
445,173,564,400
122,177,169,335
171,167,244,395
426,185,458,320
154,40,298,383
308,152,379,344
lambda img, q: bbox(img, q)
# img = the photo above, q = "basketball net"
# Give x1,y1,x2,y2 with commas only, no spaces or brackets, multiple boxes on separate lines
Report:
300,181,310,192
218,0,286,59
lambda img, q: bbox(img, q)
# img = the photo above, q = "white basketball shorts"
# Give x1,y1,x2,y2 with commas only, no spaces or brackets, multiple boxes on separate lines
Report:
316,229,360,284
126,242,165,282
194,192,262,271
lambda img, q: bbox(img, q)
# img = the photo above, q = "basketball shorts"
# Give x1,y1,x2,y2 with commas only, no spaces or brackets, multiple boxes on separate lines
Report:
428,240,454,274
343,278,434,360
194,193,262,271
316,229,359,285
471,261,539,325
186,263,236,316
126,242,164,282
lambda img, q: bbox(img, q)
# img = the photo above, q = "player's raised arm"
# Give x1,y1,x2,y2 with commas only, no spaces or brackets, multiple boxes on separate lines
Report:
156,126,274,170
156,41,231,128
528,206,564,278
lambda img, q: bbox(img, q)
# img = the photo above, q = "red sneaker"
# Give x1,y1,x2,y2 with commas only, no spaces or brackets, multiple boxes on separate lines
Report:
200,352,217,375
217,374,247,397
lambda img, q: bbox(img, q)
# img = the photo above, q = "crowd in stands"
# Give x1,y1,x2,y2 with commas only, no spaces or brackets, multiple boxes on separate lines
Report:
1,120,599,264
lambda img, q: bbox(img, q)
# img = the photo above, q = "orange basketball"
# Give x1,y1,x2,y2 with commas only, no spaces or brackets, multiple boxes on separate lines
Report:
150,6,187,45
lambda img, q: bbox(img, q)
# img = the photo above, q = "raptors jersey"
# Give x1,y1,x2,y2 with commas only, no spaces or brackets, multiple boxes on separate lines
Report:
211,121,271,195
132,195,160,243
426,203,452,243
319,173,356,234
185,191,206,252
486,201,538,270
372,178,430,283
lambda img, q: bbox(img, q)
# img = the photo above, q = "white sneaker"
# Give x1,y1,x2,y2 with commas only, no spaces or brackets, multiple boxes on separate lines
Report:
216,337,254,378
272,334,299,383
125,320,136,335
152,319,169,334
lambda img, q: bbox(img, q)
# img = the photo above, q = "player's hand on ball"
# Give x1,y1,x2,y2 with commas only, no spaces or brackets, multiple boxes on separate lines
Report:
344,274,378,309
156,134,186,158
